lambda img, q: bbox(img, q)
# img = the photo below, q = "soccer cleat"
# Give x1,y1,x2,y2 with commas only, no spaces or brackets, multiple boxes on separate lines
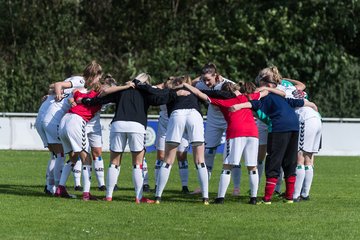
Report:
143,184,151,192
214,197,225,204
232,187,240,196
82,192,98,201
258,198,271,205
74,185,83,191
103,197,113,202
113,184,119,191
54,185,76,199
181,186,190,194
44,185,53,196
135,197,155,204
190,187,202,195
283,198,294,204
293,197,301,203
98,185,106,191
301,195,310,201
249,197,257,205
203,198,210,205
155,197,161,204
274,190,283,198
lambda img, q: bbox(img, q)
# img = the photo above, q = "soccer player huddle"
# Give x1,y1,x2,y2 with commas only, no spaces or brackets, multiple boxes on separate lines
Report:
35,61,322,205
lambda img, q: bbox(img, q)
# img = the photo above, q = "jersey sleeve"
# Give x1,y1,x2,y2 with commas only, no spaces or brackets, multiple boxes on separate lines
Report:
67,76,85,89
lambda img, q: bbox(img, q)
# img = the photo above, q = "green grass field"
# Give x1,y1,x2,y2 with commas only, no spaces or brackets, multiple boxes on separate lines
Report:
0,150,359,239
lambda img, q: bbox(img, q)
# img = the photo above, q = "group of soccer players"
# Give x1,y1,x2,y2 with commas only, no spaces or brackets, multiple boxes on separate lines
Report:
36,61,322,205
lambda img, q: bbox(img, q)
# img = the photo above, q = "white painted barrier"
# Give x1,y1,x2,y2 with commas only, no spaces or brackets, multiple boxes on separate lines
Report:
0,113,359,156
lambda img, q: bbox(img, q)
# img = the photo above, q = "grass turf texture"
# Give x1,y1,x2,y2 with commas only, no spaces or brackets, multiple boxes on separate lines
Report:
0,150,359,239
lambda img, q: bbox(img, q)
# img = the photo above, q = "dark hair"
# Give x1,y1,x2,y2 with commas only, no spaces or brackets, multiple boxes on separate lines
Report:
102,74,117,86
221,82,239,92
239,81,257,101
201,62,218,75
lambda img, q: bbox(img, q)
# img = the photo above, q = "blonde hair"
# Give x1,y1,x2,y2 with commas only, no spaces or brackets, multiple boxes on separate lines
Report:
83,60,103,88
255,66,282,85
135,73,151,84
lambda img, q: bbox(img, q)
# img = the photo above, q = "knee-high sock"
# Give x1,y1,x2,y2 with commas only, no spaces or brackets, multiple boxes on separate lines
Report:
154,159,162,187
82,165,92,193
293,165,305,199
196,163,209,199
217,170,231,198
249,169,259,198
301,165,314,197
106,164,120,198
264,177,278,201
257,161,265,186
178,160,189,187
142,158,149,185
155,163,172,197
54,153,65,186
93,156,105,187
285,176,296,200
205,148,216,180
275,168,284,193
73,159,82,187
133,165,144,200
232,164,241,189
46,156,55,186
59,160,74,186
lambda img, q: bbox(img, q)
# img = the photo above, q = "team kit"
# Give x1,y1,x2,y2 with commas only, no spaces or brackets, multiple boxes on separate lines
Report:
35,61,322,205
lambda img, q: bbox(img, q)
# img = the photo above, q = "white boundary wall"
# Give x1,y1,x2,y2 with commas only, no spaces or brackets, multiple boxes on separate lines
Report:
1,113,360,156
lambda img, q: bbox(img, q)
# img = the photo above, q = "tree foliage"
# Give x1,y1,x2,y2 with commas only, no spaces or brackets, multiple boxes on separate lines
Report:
0,0,359,117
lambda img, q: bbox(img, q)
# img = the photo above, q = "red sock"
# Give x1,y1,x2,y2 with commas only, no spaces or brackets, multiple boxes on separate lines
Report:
264,178,278,201
285,175,296,200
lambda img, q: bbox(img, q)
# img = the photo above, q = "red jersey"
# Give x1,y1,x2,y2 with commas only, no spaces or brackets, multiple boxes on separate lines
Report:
69,90,102,122
209,92,260,139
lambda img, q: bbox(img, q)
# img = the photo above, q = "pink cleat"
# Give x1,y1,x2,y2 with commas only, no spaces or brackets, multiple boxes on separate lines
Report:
103,197,113,202
82,192,98,201
190,187,202,195
54,185,76,198
135,197,155,204
232,187,240,196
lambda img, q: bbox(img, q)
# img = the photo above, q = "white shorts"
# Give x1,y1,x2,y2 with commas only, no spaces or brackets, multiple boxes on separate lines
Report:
223,137,259,166
43,120,62,145
110,132,145,152
156,115,189,152
298,117,322,153
59,113,90,154
204,121,226,149
35,117,48,148
256,119,268,145
86,122,102,148
166,109,204,145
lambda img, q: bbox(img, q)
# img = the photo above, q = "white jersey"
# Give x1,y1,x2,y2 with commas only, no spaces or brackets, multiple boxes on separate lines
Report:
43,76,85,123
195,77,234,125
36,95,55,122
277,82,321,121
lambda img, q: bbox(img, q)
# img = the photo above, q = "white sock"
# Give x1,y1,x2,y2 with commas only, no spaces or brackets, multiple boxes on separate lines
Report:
249,169,259,198
93,156,105,187
142,158,149,185
178,160,189,187
301,165,314,197
73,159,82,187
196,163,209,199
54,153,65,186
217,170,231,198
275,168,284,192
59,161,73,186
205,148,216,180
133,165,144,200
46,157,55,190
106,164,120,198
257,161,264,185
155,162,172,197
232,164,241,189
154,159,162,187
293,165,305,199
82,165,92,193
